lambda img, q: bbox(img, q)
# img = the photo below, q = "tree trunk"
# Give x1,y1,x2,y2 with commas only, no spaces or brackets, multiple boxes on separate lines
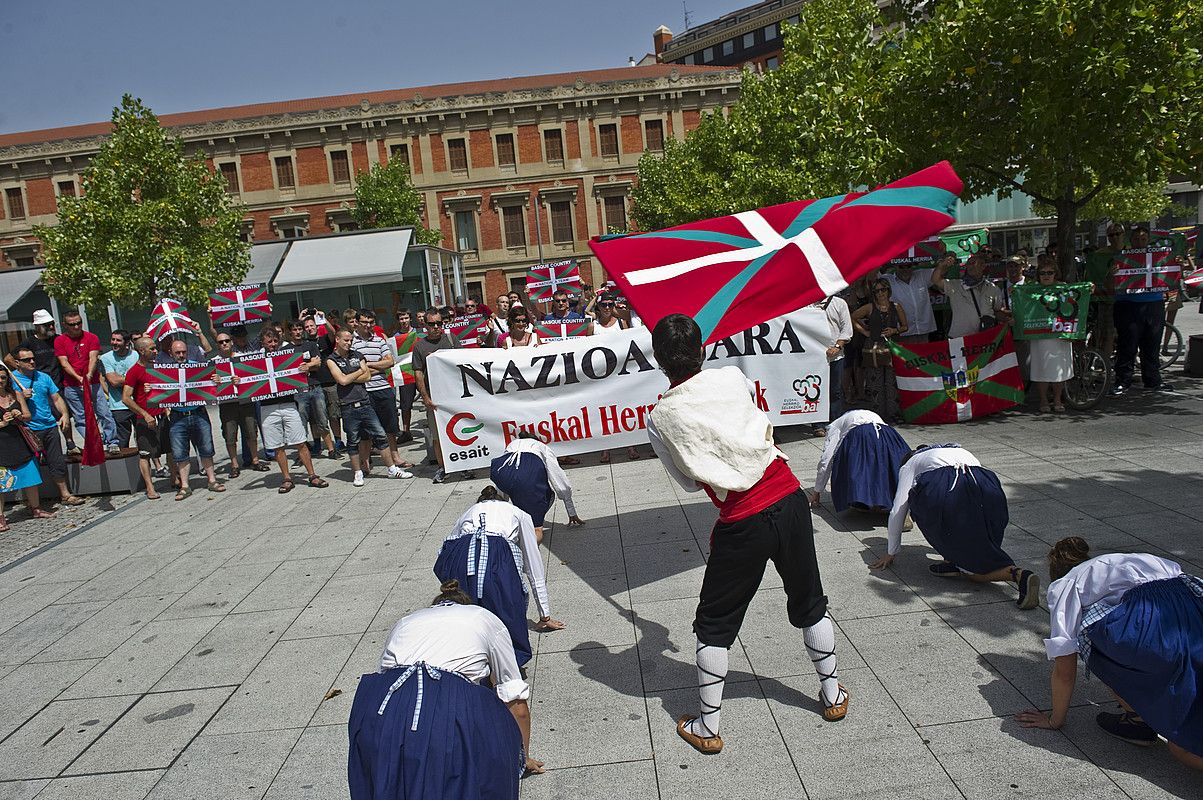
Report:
1054,188,1077,281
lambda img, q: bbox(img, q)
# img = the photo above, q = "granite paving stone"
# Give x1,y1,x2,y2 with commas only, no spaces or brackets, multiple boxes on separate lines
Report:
0,694,137,780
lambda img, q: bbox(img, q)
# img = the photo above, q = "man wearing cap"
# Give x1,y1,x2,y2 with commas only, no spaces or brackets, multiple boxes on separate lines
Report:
4,309,79,454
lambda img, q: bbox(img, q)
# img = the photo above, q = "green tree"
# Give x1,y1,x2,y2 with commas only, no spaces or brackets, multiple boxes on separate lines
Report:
1034,181,1174,226
351,158,442,244
38,95,249,308
633,0,902,230
897,0,1203,272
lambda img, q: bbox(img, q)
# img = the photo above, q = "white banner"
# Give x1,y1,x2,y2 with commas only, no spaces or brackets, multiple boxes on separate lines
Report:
428,309,832,472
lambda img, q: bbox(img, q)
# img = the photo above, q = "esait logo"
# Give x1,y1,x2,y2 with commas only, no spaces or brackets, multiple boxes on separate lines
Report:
446,412,484,446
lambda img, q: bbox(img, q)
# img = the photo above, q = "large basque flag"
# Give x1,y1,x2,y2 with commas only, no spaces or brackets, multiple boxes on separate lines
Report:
535,317,592,342
1113,248,1181,294
145,363,218,408
233,349,309,400
146,299,200,341
888,325,1025,424
526,259,582,301
588,161,962,344
209,284,272,327
446,314,491,348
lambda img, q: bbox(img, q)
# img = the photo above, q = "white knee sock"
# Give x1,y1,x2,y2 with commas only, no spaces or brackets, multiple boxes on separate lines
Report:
686,642,728,738
803,615,845,707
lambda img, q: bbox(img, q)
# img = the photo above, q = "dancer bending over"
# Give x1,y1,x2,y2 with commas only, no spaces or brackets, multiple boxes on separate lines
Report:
490,431,584,543
810,409,910,513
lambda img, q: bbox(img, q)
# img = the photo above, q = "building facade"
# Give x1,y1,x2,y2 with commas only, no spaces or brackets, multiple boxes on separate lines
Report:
0,63,742,306
654,0,807,72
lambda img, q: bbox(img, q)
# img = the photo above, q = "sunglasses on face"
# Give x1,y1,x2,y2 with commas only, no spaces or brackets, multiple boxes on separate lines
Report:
217,339,233,345
599,301,615,307
513,318,529,325
17,357,35,363
873,288,890,294
1038,271,1057,276
427,320,444,327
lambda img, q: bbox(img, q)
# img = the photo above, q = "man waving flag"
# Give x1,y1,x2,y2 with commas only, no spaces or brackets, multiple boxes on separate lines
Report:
589,161,963,344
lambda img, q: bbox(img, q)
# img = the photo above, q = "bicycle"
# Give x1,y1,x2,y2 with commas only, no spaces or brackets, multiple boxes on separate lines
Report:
1160,323,1184,371
1063,345,1112,411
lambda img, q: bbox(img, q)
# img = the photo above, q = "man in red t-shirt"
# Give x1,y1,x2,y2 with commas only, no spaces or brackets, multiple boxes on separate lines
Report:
646,314,848,756
54,310,119,453
121,337,171,499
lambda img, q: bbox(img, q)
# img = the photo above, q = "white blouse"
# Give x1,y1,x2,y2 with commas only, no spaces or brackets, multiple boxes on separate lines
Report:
379,603,530,703
886,445,980,555
498,438,577,517
450,500,551,620
1043,552,1182,659
814,410,887,493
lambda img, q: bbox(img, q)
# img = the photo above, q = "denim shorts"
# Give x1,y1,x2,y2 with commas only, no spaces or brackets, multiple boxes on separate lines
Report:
168,408,216,462
341,402,387,450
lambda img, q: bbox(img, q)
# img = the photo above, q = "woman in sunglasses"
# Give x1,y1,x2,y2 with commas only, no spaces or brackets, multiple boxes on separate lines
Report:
0,366,54,531
593,293,642,463
500,307,539,349
851,279,908,422
1029,255,1074,413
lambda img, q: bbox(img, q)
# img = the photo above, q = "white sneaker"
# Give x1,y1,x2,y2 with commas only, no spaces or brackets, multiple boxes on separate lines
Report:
387,465,414,479
353,470,365,487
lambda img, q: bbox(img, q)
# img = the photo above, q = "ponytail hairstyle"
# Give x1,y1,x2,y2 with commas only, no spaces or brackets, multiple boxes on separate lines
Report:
1048,536,1090,580
478,485,501,503
432,578,474,606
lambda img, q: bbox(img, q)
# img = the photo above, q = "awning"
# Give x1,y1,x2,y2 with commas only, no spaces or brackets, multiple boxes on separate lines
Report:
245,241,290,285
0,267,44,322
271,229,413,292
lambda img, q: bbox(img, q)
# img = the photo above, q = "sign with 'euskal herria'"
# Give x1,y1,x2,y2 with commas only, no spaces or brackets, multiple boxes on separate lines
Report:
426,309,831,472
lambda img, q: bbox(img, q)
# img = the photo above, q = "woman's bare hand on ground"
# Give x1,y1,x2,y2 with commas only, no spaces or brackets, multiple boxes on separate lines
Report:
567,515,585,526
868,554,895,570
524,756,546,774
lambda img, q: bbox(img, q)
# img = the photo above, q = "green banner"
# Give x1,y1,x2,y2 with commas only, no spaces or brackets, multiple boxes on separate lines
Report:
1010,282,1091,340
939,228,989,263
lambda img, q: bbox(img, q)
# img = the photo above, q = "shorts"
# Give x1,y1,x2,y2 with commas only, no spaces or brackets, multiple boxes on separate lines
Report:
219,402,257,448
342,402,388,450
322,385,342,421
167,408,216,462
368,389,400,436
134,415,170,460
295,384,330,436
260,403,308,450
398,383,418,413
30,426,67,479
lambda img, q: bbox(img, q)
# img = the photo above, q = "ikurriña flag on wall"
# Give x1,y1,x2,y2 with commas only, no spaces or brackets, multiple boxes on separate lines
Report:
145,363,218,408
588,161,963,345
232,349,308,400
1010,283,1091,340
525,259,581,301
209,284,272,327
889,325,1024,424
535,317,592,342
145,299,200,341
446,314,491,348
1113,247,1181,294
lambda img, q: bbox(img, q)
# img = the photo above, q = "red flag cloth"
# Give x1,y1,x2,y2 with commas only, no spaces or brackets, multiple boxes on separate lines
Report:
588,161,963,344
80,385,105,466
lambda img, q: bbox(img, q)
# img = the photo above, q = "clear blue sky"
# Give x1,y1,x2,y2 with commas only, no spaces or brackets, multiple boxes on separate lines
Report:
0,0,740,135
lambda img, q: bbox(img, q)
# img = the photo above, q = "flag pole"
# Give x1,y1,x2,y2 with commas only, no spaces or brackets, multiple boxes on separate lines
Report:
532,192,549,314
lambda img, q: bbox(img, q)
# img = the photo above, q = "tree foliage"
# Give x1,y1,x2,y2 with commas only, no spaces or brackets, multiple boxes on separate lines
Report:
633,0,1203,272
896,0,1203,268
38,95,249,308
351,158,442,244
633,0,901,231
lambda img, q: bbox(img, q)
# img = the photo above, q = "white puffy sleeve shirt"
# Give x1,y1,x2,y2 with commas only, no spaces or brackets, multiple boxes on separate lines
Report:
454,500,551,620
504,438,577,517
886,446,980,555
1043,553,1182,659
814,410,885,493
380,603,531,702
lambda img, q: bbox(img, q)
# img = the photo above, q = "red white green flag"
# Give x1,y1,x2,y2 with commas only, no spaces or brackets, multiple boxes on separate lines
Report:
146,299,200,341
525,259,581,301
588,161,963,345
1113,247,1181,294
535,317,592,342
145,363,218,408
887,237,947,268
391,330,419,385
446,314,491,348
232,349,309,400
889,325,1025,424
209,283,272,327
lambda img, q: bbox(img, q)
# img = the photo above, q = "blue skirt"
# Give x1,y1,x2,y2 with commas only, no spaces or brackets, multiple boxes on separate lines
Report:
909,465,1013,574
0,458,42,493
434,534,532,666
1085,576,1203,756
348,664,523,800
490,453,554,527
830,423,910,512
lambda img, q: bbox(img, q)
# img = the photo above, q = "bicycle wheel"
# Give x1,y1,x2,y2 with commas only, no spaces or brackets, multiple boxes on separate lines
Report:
1159,324,1184,370
1063,347,1111,410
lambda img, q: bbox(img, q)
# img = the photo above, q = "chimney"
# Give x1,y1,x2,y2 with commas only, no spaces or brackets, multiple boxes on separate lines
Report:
629,56,636,67
653,25,673,57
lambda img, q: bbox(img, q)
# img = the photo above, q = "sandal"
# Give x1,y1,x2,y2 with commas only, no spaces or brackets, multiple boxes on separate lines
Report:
1053,404,1066,413
207,482,226,493
1038,404,1051,414
307,475,329,488
278,480,295,494
250,462,271,472
145,492,161,500
229,465,241,478
175,487,193,501
61,496,86,507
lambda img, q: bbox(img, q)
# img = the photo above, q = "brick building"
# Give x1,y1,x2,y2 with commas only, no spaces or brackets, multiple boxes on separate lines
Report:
0,63,741,308
654,0,807,72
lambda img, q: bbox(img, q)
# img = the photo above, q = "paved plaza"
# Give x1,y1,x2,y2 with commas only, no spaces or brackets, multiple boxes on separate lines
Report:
2,333,1203,800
